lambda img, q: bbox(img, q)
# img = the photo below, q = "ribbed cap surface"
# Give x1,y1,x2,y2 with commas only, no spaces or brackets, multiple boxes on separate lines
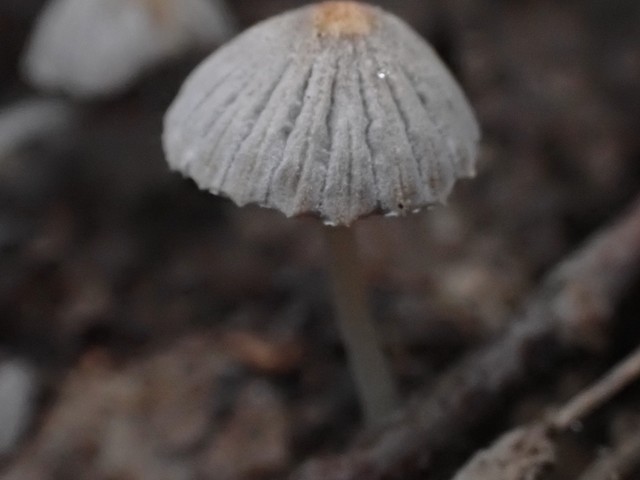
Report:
164,1,480,226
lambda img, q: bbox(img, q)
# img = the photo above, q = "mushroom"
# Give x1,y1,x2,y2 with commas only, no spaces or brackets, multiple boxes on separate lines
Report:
22,0,237,98
0,98,74,162
163,1,480,425
0,358,38,456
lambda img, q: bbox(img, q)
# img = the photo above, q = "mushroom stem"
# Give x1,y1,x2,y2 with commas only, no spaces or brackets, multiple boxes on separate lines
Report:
325,226,399,425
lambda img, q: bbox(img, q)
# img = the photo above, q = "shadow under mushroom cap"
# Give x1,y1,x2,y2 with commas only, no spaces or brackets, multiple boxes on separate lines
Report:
163,1,480,227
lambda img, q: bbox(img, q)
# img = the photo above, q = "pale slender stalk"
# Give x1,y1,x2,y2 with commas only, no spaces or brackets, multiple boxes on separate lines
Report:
325,226,399,426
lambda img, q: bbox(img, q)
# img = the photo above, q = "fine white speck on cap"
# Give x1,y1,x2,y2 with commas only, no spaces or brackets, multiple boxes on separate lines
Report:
22,0,237,98
163,1,480,226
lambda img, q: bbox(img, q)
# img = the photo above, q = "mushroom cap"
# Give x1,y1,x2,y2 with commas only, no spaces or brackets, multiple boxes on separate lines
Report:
0,98,74,160
163,1,480,226
22,0,236,98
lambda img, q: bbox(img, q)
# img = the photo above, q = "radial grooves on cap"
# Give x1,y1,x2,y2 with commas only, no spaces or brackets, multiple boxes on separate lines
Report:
176,71,250,169
186,57,290,188
245,65,312,205
316,56,339,213
389,14,480,167
396,29,480,177
322,45,375,223
195,74,270,183
261,65,315,206
313,1,375,38
386,77,423,182
355,56,380,214
359,40,426,213
285,50,335,216
356,50,398,212
165,43,265,175
217,61,297,190
365,37,431,204
229,61,316,206
214,60,295,190
399,66,458,199
400,63,473,179
266,62,320,214
173,45,255,133
392,65,450,191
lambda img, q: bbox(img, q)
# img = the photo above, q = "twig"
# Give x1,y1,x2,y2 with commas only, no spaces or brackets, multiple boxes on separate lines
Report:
552,344,640,431
578,433,640,480
291,194,640,480
450,424,555,480
448,339,640,480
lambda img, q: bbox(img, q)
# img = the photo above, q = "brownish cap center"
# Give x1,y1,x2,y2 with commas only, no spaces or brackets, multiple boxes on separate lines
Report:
313,2,376,38
143,0,171,24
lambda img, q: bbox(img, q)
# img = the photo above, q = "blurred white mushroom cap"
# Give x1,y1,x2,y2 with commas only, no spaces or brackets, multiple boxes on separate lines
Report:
0,98,75,164
163,1,480,226
0,358,38,456
22,0,237,98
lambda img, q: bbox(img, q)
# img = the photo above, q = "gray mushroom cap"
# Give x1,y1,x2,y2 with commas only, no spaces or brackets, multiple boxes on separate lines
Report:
0,98,75,161
163,1,480,226
23,0,236,98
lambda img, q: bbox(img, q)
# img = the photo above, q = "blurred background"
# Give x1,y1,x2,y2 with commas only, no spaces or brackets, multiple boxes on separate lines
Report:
0,0,639,479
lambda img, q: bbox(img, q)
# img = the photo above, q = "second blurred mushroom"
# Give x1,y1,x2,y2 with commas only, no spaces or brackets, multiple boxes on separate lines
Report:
163,1,480,425
22,0,237,99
